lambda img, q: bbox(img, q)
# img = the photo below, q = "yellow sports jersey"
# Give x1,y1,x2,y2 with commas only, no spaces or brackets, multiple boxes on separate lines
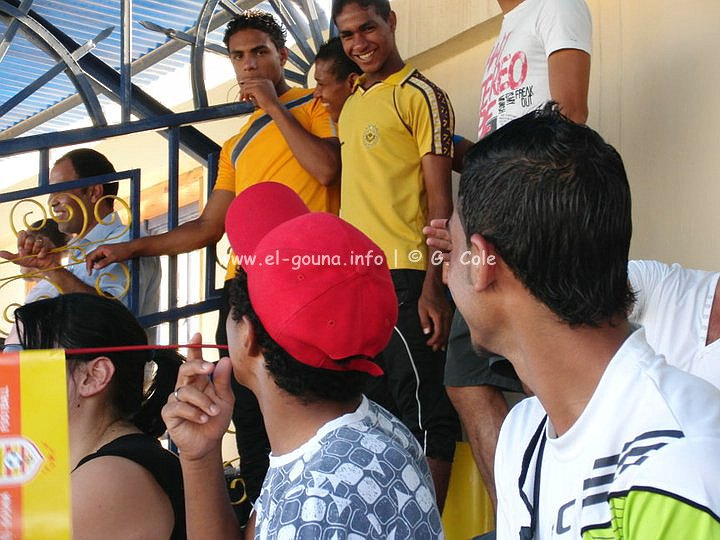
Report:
338,65,453,271
215,87,339,279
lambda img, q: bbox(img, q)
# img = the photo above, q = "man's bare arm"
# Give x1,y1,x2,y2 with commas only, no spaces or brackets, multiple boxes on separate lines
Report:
419,153,454,351
267,106,340,186
241,78,341,186
548,48,591,124
162,339,242,540
86,189,234,271
447,385,510,510
0,230,108,297
43,267,105,295
452,136,474,174
181,450,244,540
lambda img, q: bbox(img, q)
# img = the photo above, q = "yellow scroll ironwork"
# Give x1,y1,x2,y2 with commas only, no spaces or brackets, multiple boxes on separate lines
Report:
1,194,134,337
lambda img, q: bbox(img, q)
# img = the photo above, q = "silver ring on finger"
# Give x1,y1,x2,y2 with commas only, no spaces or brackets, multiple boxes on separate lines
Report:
173,387,182,401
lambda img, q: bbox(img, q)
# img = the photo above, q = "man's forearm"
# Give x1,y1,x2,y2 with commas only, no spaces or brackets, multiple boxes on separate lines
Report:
181,448,243,540
422,153,453,291
422,254,445,292
87,190,233,272
548,49,591,124
266,104,340,186
130,219,225,258
447,384,510,510
425,205,453,290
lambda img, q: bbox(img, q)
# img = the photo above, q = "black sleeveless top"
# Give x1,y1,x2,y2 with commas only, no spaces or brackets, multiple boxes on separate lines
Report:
74,433,186,540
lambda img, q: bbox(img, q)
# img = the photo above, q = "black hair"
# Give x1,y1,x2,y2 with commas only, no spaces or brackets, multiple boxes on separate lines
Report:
228,268,369,403
57,148,118,198
331,0,391,21
29,218,68,249
15,293,181,438
315,37,362,81
458,102,635,326
223,10,286,51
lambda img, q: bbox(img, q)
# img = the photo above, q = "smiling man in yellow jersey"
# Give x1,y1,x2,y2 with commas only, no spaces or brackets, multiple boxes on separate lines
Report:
332,0,460,512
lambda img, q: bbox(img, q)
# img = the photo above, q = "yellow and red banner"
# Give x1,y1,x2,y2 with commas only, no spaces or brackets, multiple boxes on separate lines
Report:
0,350,70,540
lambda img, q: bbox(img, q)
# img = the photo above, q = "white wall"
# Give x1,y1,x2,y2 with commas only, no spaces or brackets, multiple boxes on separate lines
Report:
591,0,720,270
396,0,720,270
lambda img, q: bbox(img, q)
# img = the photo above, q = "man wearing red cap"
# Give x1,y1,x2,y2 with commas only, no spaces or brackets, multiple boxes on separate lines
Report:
162,183,444,539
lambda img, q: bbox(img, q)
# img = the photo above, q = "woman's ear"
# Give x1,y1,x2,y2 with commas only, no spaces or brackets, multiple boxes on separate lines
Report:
74,357,115,398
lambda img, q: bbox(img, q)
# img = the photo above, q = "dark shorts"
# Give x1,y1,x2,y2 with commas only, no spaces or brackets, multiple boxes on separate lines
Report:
365,270,460,463
444,310,523,392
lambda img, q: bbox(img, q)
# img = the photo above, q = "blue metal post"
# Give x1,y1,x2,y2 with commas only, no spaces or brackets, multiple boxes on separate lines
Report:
120,0,132,123
128,168,141,314
167,126,180,344
205,150,219,299
38,147,49,187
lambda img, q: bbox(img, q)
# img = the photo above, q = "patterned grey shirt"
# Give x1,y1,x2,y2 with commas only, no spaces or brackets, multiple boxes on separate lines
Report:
253,397,444,539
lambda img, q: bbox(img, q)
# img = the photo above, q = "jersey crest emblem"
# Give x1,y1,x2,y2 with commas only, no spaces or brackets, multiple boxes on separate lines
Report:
363,124,379,148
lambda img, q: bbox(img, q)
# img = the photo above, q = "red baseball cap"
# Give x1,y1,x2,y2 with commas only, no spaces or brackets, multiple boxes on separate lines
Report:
225,183,397,376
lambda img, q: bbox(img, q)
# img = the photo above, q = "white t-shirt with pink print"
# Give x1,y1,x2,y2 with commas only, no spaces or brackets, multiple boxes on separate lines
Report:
478,0,592,138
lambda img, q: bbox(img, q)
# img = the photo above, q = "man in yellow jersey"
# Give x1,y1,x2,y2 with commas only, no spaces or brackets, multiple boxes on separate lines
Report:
332,0,460,512
85,10,340,520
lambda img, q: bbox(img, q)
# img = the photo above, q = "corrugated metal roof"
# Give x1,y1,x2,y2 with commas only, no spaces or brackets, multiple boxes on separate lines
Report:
0,0,326,138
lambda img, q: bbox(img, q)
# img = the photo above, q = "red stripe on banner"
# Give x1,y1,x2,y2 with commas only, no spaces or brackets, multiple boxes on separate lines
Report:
0,352,21,434
0,486,21,538
0,352,23,537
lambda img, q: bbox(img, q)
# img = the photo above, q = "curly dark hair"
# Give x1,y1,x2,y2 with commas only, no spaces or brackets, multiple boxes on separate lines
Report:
29,218,68,248
228,268,370,404
223,10,286,51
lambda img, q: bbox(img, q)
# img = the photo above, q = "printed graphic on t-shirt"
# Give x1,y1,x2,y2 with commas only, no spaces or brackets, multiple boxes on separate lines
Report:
478,32,535,138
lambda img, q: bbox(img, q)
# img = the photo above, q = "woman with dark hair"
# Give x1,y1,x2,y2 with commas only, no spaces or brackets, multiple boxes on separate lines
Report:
12,293,186,540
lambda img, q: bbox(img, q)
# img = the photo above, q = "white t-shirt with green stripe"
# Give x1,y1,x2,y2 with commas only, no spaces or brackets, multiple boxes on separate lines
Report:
496,327,720,539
